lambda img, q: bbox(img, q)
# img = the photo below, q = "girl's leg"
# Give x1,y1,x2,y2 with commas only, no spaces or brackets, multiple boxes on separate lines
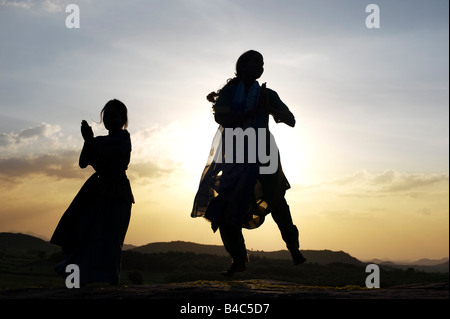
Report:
219,222,248,262
271,198,306,264
219,221,248,276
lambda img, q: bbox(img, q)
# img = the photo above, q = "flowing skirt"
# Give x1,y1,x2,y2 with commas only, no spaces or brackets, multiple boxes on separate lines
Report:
51,173,132,285
191,126,290,232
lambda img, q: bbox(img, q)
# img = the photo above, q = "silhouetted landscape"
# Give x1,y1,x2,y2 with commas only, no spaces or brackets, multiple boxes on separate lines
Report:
0,232,448,299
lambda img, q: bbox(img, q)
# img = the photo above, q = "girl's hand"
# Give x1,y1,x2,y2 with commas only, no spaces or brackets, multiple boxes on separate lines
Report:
81,120,94,141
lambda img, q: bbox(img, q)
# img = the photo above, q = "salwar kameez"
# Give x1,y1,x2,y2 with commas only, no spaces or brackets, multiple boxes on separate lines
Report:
191,81,301,263
51,130,134,285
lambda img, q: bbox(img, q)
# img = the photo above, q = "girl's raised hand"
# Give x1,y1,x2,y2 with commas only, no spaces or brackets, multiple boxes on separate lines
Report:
81,120,94,141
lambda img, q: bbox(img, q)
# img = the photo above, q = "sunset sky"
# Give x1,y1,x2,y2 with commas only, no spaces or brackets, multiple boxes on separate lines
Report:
0,0,448,262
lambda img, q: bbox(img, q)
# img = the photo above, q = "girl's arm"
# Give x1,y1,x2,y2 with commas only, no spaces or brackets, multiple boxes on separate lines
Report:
79,120,94,168
264,89,296,127
78,122,131,171
267,104,295,127
79,141,91,169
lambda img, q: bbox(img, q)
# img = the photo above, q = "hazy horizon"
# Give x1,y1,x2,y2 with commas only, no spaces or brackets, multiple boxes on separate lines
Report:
1,0,448,262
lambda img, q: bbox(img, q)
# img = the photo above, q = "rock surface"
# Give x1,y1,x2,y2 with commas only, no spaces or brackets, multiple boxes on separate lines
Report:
0,279,448,299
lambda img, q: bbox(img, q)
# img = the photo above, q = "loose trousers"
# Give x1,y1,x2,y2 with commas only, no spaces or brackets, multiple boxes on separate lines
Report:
219,197,300,263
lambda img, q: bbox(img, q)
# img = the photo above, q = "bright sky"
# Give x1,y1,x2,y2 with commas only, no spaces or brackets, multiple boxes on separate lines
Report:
0,0,448,262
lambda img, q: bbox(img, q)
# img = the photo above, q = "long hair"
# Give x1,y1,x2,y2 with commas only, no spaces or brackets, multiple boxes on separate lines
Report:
207,50,262,106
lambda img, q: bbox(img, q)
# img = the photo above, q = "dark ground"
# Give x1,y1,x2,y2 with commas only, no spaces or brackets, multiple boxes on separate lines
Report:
0,279,448,299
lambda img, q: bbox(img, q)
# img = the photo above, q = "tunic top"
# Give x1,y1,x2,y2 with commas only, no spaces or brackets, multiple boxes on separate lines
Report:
191,81,292,231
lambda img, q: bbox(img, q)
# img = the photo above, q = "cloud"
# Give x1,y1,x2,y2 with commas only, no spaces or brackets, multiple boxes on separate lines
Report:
0,123,66,155
0,122,176,185
416,207,432,216
127,162,173,185
0,123,81,184
41,0,66,12
0,151,83,183
129,123,184,169
372,170,449,193
329,169,448,193
0,0,66,12
298,169,449,200
1,122,61,145
0,0,32,9
0,151,173,188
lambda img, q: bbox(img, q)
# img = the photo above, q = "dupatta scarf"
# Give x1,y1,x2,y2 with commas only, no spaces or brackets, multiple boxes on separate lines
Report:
191,81,275,232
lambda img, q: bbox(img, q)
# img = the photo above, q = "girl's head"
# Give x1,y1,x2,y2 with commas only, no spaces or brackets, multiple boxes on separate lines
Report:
206,50,264,105
235,50,264,80
101,99,128,131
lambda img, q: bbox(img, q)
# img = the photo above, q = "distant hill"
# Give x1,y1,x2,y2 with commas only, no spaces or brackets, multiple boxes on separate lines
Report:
251,249,363,266
0,232,60,256
0,233,447,273
123,244,137,251
132,241,229,256
415,258,449,266
368,257,449,266
375,260,448,273
365,257,449,273
131,241,363,266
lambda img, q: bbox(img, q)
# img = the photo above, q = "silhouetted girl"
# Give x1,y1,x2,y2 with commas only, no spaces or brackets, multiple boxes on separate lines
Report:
51,99,134,285
192,50,306,276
